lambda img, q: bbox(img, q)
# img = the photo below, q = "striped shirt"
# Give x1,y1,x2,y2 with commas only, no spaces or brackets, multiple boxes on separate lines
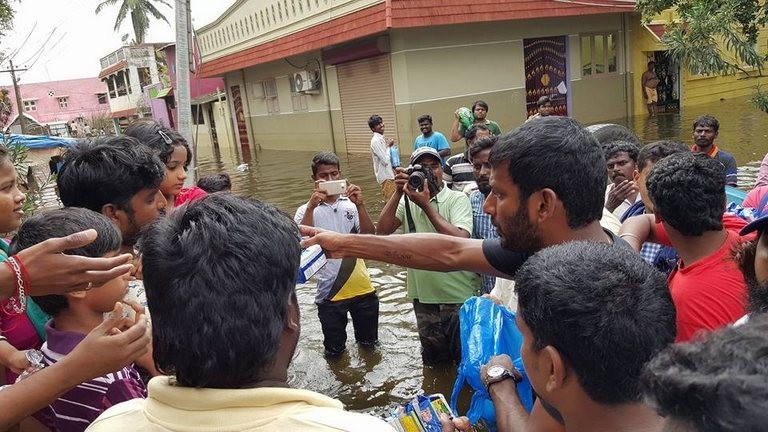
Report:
470,190,499,294
35,321,146,432
443,153,477,192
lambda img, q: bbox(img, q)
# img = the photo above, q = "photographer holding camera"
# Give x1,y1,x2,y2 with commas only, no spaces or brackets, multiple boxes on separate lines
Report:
376,147,477,365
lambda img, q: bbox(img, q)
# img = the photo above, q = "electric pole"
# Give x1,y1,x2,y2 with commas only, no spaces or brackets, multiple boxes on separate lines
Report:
175,0,195,184
0,60,28,134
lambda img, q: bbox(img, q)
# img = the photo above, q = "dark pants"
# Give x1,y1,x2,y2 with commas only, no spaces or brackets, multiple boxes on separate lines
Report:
317,293,379,357
412,300,462,365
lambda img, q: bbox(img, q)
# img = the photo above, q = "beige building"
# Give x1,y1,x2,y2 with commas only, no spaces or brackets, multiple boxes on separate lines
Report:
198,0,638,154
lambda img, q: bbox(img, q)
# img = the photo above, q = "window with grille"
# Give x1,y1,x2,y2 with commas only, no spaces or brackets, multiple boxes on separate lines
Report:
581,33,618,77
261,79,280,114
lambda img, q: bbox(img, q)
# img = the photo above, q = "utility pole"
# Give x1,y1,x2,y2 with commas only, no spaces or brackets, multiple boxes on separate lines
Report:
175,0,195,185
0,60,29,134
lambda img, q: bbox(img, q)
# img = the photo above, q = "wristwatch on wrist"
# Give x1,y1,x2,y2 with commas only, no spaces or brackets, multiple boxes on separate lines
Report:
25,349,44,368
485,365,520,390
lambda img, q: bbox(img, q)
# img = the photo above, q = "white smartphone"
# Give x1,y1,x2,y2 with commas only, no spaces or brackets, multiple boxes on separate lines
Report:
320,179,347,195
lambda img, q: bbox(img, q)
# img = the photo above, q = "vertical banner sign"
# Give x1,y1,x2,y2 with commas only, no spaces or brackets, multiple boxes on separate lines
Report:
523,36,568,118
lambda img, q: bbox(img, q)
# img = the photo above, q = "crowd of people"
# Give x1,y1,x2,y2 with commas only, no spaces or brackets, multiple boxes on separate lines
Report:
0,103,766,432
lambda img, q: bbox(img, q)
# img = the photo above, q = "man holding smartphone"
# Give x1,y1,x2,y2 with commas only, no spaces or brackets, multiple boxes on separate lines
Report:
294,152,379,358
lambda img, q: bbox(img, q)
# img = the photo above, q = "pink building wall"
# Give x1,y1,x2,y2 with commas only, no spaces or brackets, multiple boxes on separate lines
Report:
163,45,224,99
150,44,224,128
143,83,172,128
4,77,110,124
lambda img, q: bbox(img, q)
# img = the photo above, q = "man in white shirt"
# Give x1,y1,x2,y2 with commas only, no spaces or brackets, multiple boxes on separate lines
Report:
368,114,396,200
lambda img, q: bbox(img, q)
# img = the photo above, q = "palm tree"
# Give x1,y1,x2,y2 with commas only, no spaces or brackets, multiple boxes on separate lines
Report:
95,0,172,45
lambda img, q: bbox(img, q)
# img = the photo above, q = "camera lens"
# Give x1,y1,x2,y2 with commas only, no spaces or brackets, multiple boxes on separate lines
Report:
408,171,426,190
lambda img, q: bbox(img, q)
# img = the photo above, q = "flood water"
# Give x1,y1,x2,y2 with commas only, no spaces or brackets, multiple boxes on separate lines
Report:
193,98,768,416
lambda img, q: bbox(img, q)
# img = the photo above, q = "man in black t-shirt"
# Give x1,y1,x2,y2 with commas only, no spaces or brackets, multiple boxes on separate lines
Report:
301,117,629,431
302,117,622,278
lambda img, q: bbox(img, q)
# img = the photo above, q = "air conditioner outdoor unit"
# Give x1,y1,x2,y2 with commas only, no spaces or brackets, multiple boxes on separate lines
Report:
292,70,319,92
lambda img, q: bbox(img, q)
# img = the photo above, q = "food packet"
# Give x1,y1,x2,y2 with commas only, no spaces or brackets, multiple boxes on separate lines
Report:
103,302,136,322
455,107,474,129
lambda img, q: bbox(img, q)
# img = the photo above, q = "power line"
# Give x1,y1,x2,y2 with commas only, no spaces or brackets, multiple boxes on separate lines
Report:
6,22,38,62
20,32,67,74
18,26,59,67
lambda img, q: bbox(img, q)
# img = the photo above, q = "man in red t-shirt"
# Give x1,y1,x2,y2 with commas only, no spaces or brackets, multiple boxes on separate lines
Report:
619,152,747,342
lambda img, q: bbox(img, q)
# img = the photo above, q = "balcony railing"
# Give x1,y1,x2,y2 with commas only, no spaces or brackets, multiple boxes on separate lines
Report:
197,0,382,61
100,46,154,70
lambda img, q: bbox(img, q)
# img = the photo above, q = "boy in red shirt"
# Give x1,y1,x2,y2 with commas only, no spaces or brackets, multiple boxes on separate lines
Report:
619,152,747,342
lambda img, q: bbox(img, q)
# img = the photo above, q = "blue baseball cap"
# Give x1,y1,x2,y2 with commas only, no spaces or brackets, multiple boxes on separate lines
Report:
741,214,768,236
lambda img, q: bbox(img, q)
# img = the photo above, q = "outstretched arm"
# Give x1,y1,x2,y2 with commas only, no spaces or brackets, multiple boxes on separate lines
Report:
300,227,509,277
0,230,133,299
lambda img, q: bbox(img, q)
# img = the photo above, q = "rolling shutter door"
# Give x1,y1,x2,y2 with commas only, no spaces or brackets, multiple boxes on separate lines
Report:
337,55,396,153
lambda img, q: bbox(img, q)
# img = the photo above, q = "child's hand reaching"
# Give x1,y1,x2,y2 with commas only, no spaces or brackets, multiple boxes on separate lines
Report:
63,303,151,380
6,349,32,375
121,300,162,377
0,341,34,375
131,254,143,280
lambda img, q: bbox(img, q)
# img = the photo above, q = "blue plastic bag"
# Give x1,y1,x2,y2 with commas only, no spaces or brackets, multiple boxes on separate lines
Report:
450,297,534,431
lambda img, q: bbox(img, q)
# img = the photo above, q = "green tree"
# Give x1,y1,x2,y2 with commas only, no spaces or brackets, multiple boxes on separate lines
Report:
637,0,768,112
0,0,18,64
0,88,12,126
0,0,15,44
95,0,171,46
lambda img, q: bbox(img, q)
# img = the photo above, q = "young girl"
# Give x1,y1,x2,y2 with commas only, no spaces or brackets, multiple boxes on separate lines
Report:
0,146,50,385
124,121,207,211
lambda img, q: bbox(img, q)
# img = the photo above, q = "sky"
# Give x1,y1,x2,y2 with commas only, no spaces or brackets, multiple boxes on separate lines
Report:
0,0,233,86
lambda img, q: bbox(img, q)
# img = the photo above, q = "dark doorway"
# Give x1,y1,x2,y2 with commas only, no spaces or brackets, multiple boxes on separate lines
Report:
652,51,680,113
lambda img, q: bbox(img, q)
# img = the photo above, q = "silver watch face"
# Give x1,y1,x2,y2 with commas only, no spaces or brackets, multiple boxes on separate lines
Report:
487,365,506,378
26,349,44,366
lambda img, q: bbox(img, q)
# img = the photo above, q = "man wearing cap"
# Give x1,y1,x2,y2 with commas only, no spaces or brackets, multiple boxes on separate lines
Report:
376,146,476,365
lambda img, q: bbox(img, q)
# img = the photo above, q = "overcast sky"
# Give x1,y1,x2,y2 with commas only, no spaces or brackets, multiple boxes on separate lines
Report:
0,0,232,85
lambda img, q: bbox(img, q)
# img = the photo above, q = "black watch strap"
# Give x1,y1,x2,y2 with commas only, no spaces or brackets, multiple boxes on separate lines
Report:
485,368,517,390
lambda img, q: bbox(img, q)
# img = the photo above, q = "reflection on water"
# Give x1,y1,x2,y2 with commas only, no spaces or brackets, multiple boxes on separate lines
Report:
193,98,768,414
612,99,768,189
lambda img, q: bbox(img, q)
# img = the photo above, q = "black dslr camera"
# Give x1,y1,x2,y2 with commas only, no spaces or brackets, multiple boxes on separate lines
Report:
405,164,435,192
